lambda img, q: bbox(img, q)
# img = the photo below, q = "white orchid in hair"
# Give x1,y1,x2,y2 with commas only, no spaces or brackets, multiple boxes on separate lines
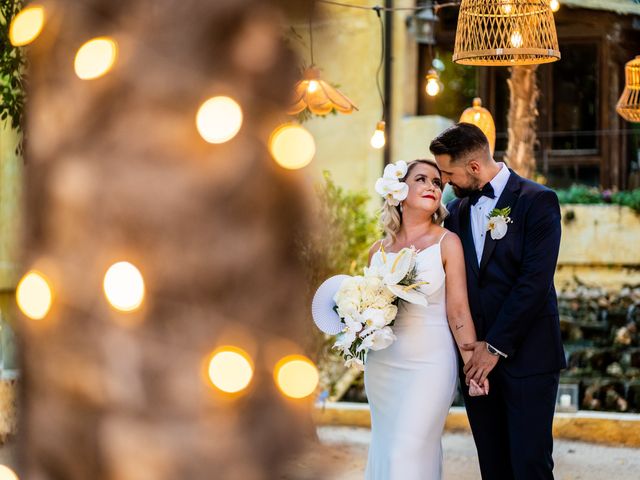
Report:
382,161,408,180
375,177,408,206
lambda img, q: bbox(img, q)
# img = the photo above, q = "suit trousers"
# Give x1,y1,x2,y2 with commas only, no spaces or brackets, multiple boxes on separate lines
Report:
461,366,560,480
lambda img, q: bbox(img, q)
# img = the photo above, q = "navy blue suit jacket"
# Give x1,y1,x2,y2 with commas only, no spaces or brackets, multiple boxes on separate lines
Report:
445,171,566,377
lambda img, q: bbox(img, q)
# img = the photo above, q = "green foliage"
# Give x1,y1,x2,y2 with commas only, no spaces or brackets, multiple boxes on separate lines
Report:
612,189,640,214
301,171,380,290
555,185,640,214
489,206,512,218
0,0,27,135
555,185,603,205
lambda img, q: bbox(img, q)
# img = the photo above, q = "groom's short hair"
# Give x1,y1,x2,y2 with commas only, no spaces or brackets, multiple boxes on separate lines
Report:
429,123,490,163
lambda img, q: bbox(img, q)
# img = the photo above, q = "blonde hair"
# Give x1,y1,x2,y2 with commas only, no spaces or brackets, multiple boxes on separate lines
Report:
380,159,449,243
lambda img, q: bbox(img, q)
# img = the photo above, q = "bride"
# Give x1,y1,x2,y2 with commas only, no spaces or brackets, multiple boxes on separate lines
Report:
364,159,487,480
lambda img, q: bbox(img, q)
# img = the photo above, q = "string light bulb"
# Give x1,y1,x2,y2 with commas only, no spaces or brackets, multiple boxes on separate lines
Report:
9,4,45,46
425,69,443,97
269,123,315,169
370,121,386,149
74,37,118,80
16,270,53,320
274,355,319,399
549,0,560,12
103,261,145,312
207,346,254,394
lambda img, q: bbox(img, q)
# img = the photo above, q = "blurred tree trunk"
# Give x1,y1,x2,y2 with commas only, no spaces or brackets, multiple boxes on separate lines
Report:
19,1,317,479
505,65,539,179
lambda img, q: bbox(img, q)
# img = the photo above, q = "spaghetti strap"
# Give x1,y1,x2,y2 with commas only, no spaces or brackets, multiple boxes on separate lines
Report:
438,231,448,245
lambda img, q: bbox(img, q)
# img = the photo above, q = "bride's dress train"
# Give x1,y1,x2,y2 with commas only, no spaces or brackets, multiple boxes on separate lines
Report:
364,233,458,480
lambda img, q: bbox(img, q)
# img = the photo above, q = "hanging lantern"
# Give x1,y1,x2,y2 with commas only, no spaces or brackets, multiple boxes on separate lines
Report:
453,0,560,66
616,56,640,123
459,97,496,154
407,6,438,45
287,66,358,116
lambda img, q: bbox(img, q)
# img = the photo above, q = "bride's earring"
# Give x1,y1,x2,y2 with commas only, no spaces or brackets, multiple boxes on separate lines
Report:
399,202,403,213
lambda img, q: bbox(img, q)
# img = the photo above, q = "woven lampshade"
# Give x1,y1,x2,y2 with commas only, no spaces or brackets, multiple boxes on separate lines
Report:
459,97,496,154
616,56,640,123
453,0,561,66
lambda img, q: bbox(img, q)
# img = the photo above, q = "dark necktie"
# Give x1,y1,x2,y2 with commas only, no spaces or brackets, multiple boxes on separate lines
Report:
469,183,495,206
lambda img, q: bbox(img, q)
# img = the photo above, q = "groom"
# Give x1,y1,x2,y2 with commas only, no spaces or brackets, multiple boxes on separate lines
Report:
430,123,566,480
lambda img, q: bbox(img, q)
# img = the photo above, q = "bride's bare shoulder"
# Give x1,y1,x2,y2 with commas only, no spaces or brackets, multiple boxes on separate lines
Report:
440,229,463,256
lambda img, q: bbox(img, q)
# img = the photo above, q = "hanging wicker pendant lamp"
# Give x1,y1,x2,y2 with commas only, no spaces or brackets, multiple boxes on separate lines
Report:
453,0,561,66
616,56,640,123
459,97,496,154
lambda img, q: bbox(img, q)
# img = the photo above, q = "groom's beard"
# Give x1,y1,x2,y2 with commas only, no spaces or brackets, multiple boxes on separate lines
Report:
450,179,482,198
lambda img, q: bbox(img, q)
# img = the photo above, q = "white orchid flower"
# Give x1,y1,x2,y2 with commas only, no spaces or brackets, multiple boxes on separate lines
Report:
333,314,362,352
382,161,408,180
357,326,396,352
487,215,512,240
374,178,408,206
344,356,365,371
361,307,387,329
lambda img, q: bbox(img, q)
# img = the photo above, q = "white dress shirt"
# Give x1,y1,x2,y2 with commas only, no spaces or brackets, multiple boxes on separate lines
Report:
470,163,511,265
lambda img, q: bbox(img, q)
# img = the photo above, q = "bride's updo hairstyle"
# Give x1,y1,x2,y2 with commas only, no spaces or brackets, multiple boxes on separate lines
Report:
380,159,448,242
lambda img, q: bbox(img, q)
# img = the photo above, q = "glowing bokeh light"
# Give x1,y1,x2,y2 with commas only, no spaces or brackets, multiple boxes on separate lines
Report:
208,346,254,394
269,124,316,169
196,96,243,144
103,261,145,312
274,355,319,399
16,270,53,320
0,465,19,480
74,37,118,80
9,5,45,46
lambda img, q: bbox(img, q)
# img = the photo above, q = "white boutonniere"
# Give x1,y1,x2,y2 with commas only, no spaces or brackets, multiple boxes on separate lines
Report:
487,207,513,240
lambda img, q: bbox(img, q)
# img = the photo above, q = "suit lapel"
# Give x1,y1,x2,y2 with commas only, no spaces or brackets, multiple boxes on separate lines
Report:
459,197,480,278
479,171,522,273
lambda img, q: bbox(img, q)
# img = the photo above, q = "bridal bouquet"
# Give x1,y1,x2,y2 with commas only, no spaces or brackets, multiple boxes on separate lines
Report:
324,246,428,370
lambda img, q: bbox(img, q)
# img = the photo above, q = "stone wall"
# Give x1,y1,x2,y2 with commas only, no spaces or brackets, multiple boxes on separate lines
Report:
556,205,640,290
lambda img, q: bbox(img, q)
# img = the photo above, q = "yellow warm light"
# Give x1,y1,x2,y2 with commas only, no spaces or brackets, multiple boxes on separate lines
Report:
274,355,319,399
370,121,386,149
0,465,18,480
510,31,523,48
307,80,319,93
103,261,145,312
74,37,118,80
426,79,440,96
501,1,513,14
208,346,254,394
269,124,315,169
550,0,560,12
16,270,53,320
9,5,45,46
196,96,243,144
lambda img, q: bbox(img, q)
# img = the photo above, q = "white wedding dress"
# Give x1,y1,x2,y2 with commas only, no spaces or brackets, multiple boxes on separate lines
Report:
364,232,458,480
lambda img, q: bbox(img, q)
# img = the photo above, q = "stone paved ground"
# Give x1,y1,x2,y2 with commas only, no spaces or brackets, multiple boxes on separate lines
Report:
284,427,640,480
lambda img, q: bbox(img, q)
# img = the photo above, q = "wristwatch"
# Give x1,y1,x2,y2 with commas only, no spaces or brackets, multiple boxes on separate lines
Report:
486,342,506,358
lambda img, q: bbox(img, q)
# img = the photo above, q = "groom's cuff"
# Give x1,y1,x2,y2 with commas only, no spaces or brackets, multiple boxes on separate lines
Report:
486,342,508,358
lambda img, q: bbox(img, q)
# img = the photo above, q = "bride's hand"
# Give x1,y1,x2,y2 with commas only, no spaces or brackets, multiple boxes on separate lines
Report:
469,378,489,397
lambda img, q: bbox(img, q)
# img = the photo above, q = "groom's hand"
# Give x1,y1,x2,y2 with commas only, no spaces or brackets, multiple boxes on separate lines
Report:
461,341,499,386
